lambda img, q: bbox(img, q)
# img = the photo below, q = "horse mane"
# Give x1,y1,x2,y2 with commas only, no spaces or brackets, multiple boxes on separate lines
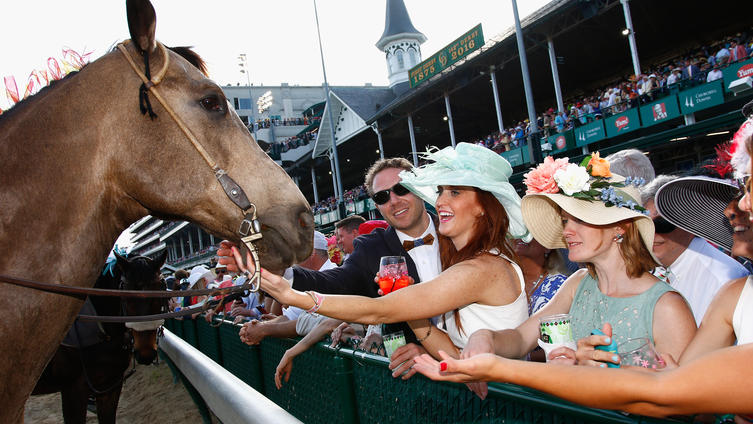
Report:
0,43,208,124
167,45,209,77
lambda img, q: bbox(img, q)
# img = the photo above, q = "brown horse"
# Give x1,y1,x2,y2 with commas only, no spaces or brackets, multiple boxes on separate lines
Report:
0,0,313,421
32,251,167,424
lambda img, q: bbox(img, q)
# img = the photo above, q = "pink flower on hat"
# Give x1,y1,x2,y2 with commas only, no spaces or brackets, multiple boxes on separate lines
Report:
523,156,570,194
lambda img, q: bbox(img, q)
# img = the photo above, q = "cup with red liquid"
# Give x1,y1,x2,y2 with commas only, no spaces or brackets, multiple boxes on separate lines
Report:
378,256,411,295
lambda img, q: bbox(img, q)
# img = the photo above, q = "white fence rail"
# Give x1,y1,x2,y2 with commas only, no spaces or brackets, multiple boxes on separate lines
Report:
159,329,302,424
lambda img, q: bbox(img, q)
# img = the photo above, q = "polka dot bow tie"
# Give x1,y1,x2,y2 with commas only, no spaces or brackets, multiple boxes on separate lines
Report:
402,234,434,251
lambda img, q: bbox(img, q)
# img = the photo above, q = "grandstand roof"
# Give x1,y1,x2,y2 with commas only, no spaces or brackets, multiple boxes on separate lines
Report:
295,0,753,202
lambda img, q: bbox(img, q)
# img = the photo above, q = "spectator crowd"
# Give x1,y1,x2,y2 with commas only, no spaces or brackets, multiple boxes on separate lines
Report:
465,31,753,154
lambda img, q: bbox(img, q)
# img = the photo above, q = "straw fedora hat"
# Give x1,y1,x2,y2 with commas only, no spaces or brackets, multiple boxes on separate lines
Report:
399,142,530,241
521,155,659,264
654,176,739,252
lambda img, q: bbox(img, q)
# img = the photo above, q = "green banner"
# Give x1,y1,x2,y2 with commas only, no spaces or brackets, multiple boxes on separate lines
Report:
722,58,753,93
409,24,484,88
679,80,725,114
605,107,641,137
545,129,575,154
500,146,529,167
640,96,681,127
574,120,606,147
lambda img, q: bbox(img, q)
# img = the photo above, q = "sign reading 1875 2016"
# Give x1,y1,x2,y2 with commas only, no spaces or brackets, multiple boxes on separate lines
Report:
409,24,484,89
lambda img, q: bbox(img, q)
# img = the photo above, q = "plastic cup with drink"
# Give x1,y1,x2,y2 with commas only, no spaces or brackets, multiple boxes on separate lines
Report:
377,256,411,295
618,337,666,369
537,313,576,362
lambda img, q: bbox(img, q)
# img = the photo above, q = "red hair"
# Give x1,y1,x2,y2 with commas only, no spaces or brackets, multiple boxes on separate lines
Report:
438,188,517,334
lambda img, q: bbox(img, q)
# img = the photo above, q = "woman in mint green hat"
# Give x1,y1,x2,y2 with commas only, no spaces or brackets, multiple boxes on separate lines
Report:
245,143,530,373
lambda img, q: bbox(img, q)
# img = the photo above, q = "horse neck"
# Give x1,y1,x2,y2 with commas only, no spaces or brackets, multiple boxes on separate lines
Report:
0,51,148,286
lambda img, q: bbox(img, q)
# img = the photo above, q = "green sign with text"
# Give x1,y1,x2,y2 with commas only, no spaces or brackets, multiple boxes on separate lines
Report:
544,129,575,155
574,120,606,146
605,108,641,138
500,146,530,167
409,24,484,88
639,97,681,127
722,58,753,93
679,80,725,114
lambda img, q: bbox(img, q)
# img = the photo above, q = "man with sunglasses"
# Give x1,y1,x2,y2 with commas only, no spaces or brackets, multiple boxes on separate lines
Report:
643,175,748,324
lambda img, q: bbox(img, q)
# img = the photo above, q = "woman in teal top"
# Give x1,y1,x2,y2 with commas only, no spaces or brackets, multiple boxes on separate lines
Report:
453,154,696,374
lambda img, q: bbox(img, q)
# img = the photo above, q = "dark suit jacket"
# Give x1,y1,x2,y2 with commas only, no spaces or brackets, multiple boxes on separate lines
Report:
292,216,437,343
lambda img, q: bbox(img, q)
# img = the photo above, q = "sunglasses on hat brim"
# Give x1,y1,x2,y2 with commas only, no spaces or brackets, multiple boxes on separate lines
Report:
371,183,410,205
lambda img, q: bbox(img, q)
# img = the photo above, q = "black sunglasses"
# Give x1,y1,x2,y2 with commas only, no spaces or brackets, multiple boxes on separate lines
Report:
653,216,677,234
371,183,410,205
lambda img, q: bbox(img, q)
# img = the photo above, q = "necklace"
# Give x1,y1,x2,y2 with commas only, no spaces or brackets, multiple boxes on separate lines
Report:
526,272,548,299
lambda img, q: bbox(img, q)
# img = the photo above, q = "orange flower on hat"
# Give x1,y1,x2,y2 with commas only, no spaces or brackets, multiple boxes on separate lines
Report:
587,152,612,178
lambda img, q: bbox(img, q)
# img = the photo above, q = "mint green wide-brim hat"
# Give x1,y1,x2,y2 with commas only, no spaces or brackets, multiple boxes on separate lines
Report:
398,143,531,241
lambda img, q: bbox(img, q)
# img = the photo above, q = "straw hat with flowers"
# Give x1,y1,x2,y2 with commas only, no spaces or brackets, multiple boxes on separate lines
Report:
521,152,659,264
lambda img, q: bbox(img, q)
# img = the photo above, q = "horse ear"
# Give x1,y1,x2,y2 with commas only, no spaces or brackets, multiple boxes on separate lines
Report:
114,251,129,273
126,0,157,53
153,250,168,270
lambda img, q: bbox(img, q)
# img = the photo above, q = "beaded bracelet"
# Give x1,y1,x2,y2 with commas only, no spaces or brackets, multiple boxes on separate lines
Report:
415,319,432,342
305,290,324,314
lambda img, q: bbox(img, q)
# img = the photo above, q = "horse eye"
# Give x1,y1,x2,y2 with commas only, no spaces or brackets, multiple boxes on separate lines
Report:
200,95,224,112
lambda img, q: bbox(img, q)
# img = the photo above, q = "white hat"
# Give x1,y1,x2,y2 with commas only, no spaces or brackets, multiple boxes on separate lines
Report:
399,143,530,241
313,231,328,250
187,265,212,288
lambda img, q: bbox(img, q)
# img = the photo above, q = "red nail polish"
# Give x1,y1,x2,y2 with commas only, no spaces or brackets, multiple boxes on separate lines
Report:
440,362,448,372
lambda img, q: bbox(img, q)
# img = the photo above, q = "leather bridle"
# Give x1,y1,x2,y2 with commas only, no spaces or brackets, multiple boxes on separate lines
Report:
0,40,265,320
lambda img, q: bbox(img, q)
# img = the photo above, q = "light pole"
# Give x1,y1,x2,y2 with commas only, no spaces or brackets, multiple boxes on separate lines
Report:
313,0,344,208
237,53,258,140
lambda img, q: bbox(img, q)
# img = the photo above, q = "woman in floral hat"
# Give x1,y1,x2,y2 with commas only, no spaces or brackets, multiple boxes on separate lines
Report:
456,152,696,367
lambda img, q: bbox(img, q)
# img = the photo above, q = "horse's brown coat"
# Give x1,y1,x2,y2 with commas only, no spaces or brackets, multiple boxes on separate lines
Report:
0,1,312,421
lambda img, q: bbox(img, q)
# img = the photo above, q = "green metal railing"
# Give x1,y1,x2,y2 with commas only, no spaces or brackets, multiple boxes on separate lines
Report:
162,318,685,424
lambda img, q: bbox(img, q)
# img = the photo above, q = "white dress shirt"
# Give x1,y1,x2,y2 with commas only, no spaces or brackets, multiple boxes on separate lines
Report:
661,237,749,325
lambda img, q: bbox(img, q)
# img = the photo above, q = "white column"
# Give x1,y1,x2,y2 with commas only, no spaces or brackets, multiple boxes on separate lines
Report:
547,38,565,113
621,0,641,76
490,67,504,133
444,93,457,147
371,123,385,160
311,166,320,204
407,115,419,167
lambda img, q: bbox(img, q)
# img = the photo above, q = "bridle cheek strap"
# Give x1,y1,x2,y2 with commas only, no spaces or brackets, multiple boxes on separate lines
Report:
117,41,262,292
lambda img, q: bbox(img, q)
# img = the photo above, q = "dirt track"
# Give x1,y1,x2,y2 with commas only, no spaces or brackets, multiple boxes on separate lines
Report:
24,360,205,423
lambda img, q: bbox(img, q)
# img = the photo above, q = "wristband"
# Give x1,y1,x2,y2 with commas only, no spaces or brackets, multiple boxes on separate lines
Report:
305,291,324,314
415,319,433,342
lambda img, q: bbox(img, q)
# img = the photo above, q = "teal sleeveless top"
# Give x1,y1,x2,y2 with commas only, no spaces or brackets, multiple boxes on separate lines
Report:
568,273,675,347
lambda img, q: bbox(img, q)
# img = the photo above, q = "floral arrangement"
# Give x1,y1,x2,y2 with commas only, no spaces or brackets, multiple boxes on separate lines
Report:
523,152,648,214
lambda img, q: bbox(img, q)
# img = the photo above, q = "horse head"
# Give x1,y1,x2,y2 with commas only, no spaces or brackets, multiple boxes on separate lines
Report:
114,0,313,272
116,250,166,365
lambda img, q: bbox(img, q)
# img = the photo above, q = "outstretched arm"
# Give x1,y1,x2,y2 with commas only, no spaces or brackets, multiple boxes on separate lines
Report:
275,318,343,389
244,251,514,325
413,345,753,417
